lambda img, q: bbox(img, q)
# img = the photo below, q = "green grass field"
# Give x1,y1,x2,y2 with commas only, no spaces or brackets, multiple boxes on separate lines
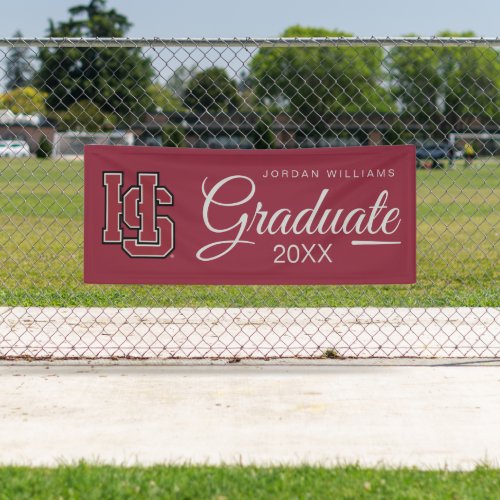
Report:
0,157,498,307
0,464,499,499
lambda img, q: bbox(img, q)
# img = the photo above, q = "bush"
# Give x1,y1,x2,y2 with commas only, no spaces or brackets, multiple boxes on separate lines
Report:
36,137,52,158
252,115,275,149
162,125,185,147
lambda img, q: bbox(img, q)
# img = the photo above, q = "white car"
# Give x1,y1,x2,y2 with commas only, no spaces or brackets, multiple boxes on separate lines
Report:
0,140,31,158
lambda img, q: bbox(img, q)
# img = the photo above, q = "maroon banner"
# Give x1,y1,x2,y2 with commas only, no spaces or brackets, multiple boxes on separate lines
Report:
84,145,416,284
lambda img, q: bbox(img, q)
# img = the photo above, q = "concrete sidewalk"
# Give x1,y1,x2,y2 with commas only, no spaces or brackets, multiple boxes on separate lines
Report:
0,359,499,469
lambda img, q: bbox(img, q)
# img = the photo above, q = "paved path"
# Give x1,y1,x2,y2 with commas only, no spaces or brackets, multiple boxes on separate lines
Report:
1,307,498,358
1,359,499,469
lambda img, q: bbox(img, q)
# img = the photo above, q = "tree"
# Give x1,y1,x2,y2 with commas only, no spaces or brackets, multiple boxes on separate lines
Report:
35,0,154,120
146,84,184,113
166,64,194,98
184,68,241,113
0,86,47,115
249,25,393,120
5,31,34,90
50,100,117,131
439,31,499,124
389,31,499,125
388,37,442,124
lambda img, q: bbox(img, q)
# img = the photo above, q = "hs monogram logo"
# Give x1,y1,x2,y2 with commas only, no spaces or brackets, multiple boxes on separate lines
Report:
102,172,175,258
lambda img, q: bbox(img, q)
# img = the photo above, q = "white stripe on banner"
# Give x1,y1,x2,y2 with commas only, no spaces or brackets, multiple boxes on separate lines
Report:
351,241,402,245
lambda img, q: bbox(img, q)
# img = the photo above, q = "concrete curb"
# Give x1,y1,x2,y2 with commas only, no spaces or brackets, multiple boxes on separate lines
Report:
1,306,499,359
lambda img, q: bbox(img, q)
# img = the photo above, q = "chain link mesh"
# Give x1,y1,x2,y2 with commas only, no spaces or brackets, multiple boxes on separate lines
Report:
0,37,498,359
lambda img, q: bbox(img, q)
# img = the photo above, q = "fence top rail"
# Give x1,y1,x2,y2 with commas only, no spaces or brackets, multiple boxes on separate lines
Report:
0,36,498,48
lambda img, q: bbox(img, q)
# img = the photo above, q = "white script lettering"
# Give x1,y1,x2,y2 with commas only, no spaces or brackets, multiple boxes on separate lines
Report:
196,176,402,261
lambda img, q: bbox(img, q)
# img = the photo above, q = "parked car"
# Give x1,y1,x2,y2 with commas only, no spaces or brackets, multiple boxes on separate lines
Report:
415,141,452,168
0,140,31,158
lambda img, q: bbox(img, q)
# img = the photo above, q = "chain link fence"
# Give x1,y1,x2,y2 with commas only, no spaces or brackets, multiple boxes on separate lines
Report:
0,37,498,359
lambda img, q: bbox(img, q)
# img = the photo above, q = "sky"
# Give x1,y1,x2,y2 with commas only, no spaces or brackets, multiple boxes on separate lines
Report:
0,0,498,38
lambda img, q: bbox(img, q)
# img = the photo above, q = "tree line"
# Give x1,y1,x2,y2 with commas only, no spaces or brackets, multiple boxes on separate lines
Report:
1,0,498,132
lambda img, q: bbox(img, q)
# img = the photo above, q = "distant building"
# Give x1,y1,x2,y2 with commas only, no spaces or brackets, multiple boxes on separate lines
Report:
133,111,499,151
0,111,56,153
52,131,134,158
132,111,390,149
